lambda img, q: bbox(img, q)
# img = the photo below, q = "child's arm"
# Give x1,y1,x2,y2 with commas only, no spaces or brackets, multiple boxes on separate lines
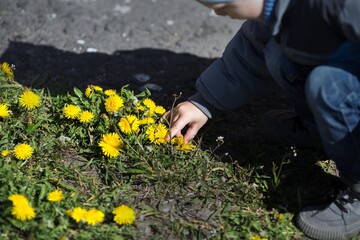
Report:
164,20,272,142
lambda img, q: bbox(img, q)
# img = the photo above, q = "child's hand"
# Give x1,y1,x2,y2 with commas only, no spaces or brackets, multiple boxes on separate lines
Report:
163,101,208,143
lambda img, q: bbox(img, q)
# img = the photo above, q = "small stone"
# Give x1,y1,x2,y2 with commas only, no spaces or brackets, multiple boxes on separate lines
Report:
86,47,97,53
77,39,85,45
158,200,176,213
133,73,150,83
139,83,163,92
114,4,131,14
166,20,174,26
48,13,57,19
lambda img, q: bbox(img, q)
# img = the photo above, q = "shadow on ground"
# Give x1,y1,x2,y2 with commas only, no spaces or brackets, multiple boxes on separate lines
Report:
0,41,214,109
0,41,288,156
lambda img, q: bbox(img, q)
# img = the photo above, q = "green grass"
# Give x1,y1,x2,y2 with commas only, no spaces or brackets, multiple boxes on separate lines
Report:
0,63,339,240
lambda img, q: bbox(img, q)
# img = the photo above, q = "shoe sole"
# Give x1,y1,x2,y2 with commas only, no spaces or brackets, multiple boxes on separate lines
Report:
296,212,360,240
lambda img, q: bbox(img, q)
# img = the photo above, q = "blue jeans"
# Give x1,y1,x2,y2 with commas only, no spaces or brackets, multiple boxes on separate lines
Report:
264,38,360,186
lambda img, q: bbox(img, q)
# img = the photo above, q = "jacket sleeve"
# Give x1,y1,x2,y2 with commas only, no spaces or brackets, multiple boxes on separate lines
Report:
189,20,273,117
340,0,360,43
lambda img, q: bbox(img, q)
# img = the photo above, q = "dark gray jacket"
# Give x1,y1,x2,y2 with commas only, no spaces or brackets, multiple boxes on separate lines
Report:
189,0,360,118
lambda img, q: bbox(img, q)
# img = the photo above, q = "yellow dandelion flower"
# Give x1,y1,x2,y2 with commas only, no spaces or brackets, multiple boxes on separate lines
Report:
67,207,87,223
171,136,181,145
1,149,11,157
47,189,64,202
8,194,35,221
85,86,93,98
1,62,14,79
11,204,36,221
84,208,105,226
62,104,81,119
99,143,120,158
154,106,166,115
171,135,196,151
93,85,103,92
66,209,73,217
104,89,117,96
143,98,156,110
105,95,124,114
85,85,103,98
251,236,268,240
139,117,155,125
18,89,41,109
135,103,145,111
145,123,168,144
118,115,140,134
98,132,123,158
179,143,196,151
13,143,33,160
8,194,29,207
0,104,11,119
146,125,156,142
142,98,158,116
78,111,94,123
276,213,284,222
112,205,136,225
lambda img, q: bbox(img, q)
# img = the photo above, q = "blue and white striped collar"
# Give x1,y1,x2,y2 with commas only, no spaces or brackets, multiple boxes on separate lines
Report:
263,0,277,24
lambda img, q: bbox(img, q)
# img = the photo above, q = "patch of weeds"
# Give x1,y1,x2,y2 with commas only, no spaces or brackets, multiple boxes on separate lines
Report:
0,62,311,239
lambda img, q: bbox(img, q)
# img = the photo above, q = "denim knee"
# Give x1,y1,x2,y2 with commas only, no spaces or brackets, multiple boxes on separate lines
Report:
304,66,332,109
305,66,360,112
304,66,360,183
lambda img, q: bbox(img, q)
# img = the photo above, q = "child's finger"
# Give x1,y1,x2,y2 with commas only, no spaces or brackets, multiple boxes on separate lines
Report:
161,109,179,124
166,117,188,141
184,124,200,143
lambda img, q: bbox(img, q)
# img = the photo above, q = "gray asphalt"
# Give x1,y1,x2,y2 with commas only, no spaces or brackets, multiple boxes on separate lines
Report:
0,0,240,58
